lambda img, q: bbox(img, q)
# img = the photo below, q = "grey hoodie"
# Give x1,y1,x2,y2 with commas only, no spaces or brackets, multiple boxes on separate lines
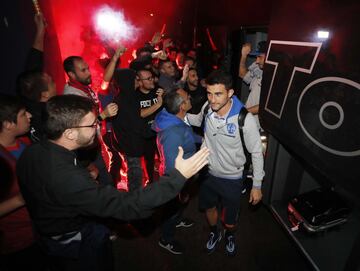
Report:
187,96,264,187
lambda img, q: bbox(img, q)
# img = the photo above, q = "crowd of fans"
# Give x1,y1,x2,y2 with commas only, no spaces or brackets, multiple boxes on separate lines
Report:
0,12,265,271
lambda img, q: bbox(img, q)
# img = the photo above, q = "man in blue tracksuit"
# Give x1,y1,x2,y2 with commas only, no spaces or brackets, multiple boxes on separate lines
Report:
153,88,202,254
187,70,264,257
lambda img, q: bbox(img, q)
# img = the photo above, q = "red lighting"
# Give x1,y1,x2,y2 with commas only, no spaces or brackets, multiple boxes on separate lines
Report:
206,28,218,51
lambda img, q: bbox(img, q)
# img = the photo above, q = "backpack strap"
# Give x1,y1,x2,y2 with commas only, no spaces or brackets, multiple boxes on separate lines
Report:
203,103,209,116
238,106,250,158
202,103,210,132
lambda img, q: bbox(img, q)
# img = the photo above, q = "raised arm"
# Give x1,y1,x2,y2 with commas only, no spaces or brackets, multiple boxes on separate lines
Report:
180,64,190,82
25,13,47,72
140,88,164,118
246,104,259,115
101,46,127,90
32,13,46,52
150,31,162,47
238,43,251,78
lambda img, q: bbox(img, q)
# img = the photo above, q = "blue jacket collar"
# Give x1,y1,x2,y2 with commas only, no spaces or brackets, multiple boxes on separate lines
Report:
153,108,185,132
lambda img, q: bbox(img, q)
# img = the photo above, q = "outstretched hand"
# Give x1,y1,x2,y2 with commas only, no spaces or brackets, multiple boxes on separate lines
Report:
114,46,127,59
175,147,209,179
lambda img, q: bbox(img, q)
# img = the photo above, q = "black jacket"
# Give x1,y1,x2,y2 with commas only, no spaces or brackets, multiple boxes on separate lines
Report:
22,98,47,142
17,140,186,236
112,69,147,157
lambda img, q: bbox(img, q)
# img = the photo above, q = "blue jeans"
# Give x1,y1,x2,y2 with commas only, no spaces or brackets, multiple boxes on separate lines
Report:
41,223,112,271
161,198,184,243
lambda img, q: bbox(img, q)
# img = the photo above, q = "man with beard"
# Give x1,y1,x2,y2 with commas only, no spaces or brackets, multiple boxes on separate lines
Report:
184,68,207,115
136,68,164,183
184,68,207,136
187,70,264,257
63,56,118,122
16,95,210,271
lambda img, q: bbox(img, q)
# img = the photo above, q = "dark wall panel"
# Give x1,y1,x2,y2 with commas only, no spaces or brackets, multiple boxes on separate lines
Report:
260,0,360,196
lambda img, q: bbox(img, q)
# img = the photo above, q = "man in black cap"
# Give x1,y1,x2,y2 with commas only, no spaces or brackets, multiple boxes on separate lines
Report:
238,41,267,131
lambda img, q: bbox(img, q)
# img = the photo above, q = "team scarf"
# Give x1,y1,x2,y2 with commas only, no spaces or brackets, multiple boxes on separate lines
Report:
68,79,100,109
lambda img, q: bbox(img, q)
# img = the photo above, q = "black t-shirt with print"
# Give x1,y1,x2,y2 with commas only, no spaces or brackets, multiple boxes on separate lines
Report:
136,88,162,137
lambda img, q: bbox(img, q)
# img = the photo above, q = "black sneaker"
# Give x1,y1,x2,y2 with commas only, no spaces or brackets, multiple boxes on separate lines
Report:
206,231,221,254
158,239,183,255
175,218,194,228
225,233,236,257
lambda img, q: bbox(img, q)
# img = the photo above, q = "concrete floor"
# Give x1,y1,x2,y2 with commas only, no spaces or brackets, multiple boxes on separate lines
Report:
111,182,312,271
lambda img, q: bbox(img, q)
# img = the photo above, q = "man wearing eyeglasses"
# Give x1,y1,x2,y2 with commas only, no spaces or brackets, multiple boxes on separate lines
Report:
62,56,117,186
136,68,164,184
16,94,210,271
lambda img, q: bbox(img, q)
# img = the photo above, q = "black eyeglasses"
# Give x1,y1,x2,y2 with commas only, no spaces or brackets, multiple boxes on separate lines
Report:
139,76,154,81
72,120,99,129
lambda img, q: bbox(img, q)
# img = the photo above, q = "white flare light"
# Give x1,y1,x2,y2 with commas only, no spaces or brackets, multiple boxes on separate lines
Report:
317,31,329,39
94,5,139,43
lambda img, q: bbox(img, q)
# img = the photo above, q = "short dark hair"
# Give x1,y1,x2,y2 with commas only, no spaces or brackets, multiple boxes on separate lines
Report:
257,41,267,54
63,56,83,74
130,59,152,72
158,59,172,70
163,88,184,115
136,68,153,77
205,69,233,90
45,95,96,140
184,56,195,63
187,48,196,54
167,47,178,53
16,71,49,101
188,68,197,73
0,94,25,132
136,47,152,58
